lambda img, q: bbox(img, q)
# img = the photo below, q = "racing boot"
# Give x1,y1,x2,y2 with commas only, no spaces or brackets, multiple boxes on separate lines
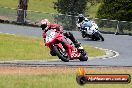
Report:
64,32,81,48
74,42,81,48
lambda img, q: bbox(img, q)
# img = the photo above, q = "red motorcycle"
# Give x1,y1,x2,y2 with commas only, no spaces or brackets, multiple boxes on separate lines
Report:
45,29,88,62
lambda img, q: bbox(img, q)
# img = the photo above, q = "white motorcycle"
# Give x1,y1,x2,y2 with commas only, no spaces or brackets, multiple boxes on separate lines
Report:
77,20,104,41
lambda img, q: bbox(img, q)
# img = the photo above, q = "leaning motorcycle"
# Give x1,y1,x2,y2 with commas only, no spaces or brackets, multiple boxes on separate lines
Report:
79,21,104,41
45,29,88,62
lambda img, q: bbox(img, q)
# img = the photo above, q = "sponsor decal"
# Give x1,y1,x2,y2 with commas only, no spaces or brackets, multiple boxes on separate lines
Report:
76,68,131,85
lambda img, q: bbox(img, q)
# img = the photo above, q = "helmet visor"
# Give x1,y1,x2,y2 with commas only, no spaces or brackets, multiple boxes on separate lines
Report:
41,24,47,29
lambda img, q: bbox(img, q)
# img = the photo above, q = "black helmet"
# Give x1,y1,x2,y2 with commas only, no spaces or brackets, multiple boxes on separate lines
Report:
78,14,85,23
40,19,50,30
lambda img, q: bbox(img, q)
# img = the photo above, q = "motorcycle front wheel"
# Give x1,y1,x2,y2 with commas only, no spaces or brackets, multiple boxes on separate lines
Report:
53,46,70,62
81,31,87,38
93,32,104,41
98,33,104,41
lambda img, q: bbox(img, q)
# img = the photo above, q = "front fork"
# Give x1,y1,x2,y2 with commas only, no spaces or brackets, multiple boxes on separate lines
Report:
81,30,87,38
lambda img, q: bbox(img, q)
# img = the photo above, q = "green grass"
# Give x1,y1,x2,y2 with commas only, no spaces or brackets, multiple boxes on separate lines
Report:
0,0,18,9
83,45,105,57
0,0,102,25
27,11,56,23
0,0,57,13
0,7,16,21
28,0,57,13
0,33,105,60
100,27,117,32
0,7,56,23
86,3,101,18
99,27,132,34
0,33,54,60
0,0,57,22
0,0,99,18
0,68,131,88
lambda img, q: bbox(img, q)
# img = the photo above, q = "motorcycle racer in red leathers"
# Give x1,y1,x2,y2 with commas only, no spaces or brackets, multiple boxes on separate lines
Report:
40,19,88,62
41,19,81,47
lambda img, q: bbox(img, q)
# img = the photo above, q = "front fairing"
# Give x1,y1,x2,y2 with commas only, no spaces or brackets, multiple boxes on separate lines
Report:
45,30,63,47
87,24,99,35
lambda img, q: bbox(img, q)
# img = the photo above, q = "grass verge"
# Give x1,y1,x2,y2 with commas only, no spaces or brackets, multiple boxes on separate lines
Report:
0,67,131,88
0,33,105,60
0,0,57,13
0,0,100,18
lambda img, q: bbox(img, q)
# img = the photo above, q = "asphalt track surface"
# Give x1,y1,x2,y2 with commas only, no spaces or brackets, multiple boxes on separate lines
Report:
0,23,132,67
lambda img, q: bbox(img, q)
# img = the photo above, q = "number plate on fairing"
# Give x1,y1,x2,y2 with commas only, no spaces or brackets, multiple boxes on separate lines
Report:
46,30,56,43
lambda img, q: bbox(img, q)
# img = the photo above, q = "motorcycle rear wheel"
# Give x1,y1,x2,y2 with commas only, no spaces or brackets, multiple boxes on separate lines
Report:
79,50,88,61
53,46,70,62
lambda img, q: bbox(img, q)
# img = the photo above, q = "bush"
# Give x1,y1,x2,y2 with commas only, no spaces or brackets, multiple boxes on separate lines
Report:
96,0,132,21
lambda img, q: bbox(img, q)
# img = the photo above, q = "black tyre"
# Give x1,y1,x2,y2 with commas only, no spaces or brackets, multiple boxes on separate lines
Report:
91,36,98,41
79,50,88,61
82,34,86,38
92,32,100,41
53,46,69,62
98,33,104,41
81,31,86,38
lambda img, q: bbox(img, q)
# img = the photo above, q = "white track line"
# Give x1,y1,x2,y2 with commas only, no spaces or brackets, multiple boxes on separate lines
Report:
94,47,119,59
0,32,16,36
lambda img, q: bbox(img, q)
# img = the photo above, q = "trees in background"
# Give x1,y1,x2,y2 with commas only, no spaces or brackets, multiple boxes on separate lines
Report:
96,0,132,21
54,0,89,30
54,0,88,15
